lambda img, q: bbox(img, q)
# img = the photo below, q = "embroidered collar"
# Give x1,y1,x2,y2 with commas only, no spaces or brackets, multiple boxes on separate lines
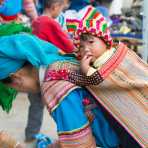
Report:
93,47,116,69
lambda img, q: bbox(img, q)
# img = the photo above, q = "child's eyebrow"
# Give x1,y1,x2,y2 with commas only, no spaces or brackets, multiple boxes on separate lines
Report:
88,37,94,41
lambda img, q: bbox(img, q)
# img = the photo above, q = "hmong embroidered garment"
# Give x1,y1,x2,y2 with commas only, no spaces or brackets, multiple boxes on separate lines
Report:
87,43,148,147
41,62,119,147
41,43,148,147
41,62,80,113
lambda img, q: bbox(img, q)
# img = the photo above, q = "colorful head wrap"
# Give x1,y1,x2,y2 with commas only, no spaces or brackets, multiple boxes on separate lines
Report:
0,34,76,80
66,6,113,48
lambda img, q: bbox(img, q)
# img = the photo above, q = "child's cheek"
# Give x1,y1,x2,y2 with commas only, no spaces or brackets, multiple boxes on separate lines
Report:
91,57,96,63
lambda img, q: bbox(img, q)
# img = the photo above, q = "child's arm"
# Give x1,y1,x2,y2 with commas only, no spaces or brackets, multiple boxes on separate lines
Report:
68,70,103,86
45,60,103,86
0,131,26,148
67,53,103,86
45,69,103,86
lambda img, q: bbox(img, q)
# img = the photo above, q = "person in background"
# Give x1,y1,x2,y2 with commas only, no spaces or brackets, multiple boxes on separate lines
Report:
34,0,70,15
32,0,74,53
0,0,38,23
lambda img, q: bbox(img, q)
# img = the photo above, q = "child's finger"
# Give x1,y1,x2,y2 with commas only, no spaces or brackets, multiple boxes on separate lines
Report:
83,53,93,60
83,56,93,65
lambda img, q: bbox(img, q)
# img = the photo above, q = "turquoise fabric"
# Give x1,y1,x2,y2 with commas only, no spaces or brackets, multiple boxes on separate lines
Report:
0,34,77,80
0,0,23,16
51,88,119,148
91,108,119,147
52,88,88,132
35,133,52,148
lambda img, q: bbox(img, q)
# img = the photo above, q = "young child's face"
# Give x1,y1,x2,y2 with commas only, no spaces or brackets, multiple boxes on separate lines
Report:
52,3,65,18
79,35,107,61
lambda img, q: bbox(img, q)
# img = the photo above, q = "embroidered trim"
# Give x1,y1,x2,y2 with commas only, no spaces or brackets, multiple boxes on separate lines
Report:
99,43,128,78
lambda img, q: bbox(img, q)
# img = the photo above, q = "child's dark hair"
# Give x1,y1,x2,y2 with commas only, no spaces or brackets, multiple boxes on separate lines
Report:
43,0,64,9
80,33,114,49
80,33,93,41
80,33,105,45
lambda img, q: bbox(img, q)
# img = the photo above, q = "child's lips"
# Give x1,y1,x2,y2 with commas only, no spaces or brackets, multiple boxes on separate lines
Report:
89,57,95,66
84,52,96,63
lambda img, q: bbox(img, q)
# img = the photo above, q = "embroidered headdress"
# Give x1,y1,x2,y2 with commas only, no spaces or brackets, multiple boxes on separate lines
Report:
66,6,112,48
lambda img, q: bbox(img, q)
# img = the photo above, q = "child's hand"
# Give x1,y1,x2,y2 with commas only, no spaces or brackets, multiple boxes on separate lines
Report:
0,0,4,5
80,52,93,75
0,131,16,147
0,131,26,148
16,143,26,148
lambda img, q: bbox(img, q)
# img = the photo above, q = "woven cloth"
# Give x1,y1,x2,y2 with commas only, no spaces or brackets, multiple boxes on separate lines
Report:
87,43,148,147
42,43,148,147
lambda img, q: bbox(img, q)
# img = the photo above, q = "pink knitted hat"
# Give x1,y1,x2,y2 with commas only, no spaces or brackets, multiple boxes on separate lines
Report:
66,6,112,48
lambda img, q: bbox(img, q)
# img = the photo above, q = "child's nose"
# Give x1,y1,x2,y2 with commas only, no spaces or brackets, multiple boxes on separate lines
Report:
84,47,90,52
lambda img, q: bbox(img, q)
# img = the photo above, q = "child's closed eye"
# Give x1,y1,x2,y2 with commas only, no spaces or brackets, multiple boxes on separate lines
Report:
88,40,94,44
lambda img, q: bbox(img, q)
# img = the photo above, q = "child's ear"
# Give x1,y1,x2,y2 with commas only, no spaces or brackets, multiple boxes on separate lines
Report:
52,3,59,10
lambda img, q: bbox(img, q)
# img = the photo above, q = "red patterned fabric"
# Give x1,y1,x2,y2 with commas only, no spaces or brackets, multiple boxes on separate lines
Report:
0,14,17,21
87,43,148,147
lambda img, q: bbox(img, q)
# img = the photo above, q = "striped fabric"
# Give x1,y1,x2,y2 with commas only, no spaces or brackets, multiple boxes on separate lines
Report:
59,125,96,148
42,80,79,112
87,43,148,147
41,61,80,112
42,43,148,147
